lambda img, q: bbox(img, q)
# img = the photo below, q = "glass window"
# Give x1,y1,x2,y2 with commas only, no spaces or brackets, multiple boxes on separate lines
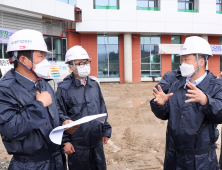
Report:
149,1,155,8
97,36,108,45
150,54,160,63
0,44,3,59
137,1,147,8
137,0,159,11
141,36,151,45
95,0,108,6
108,36,118,44
151,36,161,44
172,55,181,70
94,0,119,9
141,35,161,77
178,2,185,9
217,0,222,13
44,36,53,60
109,0,118,6
98,45,108,63
57,0,68,3
0,44,10,59
141,45,150,63
53,37,62,61
44,36,67,61
0,43,10,78
178,0,196,12
97,35,119,77
69,0,76,6
171,35,181,70
172,35,181,44
3,44,9,59
57,0,76,6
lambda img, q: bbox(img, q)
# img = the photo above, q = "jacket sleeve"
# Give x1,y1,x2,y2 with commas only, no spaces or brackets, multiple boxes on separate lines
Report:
156,70,178,93
56,87,71,143
150,99,170,120
0,89,47,141
149,71,177,120
98,84,112,138
56,96,70,126
198,85,222,124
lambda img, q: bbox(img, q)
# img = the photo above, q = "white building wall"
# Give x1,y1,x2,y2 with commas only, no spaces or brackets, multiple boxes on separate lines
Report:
0,0,75,21
76,0,222,35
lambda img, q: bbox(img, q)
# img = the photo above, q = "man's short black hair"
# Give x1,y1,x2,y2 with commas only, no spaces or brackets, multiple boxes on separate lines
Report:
8,51,32,69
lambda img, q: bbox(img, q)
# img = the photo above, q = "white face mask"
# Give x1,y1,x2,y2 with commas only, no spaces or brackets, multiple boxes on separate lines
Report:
26,58,51,78
77,65,91,78
179,62,197,77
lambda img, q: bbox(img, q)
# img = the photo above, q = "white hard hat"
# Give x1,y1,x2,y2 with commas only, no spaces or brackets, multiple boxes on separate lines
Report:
179,36,212,57
65,45,91,64
6,29,52,54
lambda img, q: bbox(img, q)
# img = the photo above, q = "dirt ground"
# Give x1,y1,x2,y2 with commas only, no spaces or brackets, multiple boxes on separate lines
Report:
0,82,221,170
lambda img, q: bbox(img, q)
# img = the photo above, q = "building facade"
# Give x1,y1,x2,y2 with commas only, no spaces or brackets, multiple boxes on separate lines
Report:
70,0,222,83
1,0,222,83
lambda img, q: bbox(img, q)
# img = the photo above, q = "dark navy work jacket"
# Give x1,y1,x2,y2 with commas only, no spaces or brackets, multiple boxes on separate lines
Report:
0,69,69,170
151,70,222,170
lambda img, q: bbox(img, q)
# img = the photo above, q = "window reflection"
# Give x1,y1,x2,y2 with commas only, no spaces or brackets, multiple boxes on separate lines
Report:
141,45,150,63
151,36,160,44
95,0,109,6
137,0,158,8
44,36,67,61
171,35,181,70
3,44,9,59
57,0,76,6
0,44,11,59
0,44,2,59
69,0,76,6
178,0,194,10
57,0,68,3
217,0,222,12
137,1,147,8
141,35,161,77
94,0,118,9
97,35,119,78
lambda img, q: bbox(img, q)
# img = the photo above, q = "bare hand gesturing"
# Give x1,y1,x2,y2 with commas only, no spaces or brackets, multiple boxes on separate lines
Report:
152,85,173,106
185,83,208,105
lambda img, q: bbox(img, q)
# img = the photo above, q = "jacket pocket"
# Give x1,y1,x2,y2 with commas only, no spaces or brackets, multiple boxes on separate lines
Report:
67,97,80,120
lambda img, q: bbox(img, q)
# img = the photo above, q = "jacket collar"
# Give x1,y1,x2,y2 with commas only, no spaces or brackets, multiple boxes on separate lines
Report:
13,69,36,91
176,70,212,92
196,70,212,92
71,73,92,87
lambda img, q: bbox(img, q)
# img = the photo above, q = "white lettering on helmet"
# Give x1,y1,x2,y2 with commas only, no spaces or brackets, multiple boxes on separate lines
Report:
11,40,32,45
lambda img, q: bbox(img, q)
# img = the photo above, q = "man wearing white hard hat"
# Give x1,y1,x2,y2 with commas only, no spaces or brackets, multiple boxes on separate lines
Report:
56,45,112,170
150,36,222,169
0,29,79,170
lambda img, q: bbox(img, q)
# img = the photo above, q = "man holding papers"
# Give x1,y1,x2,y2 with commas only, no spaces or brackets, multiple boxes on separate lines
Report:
56,46,112,170
0,29,78,170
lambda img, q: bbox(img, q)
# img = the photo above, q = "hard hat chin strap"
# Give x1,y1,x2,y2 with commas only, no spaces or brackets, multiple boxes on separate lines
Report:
70,61,78,75
12,51,41,80
189,54,201,79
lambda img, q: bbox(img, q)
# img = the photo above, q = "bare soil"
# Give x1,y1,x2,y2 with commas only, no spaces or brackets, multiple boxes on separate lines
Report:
0,82,221,170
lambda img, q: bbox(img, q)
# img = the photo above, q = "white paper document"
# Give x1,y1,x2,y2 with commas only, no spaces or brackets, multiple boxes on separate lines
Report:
49,113,107,145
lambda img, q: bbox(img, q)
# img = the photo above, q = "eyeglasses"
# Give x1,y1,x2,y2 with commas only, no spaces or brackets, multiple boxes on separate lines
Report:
73,61,91,68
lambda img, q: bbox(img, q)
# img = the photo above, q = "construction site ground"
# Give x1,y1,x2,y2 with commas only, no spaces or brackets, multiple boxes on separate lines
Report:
0,82,221,170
